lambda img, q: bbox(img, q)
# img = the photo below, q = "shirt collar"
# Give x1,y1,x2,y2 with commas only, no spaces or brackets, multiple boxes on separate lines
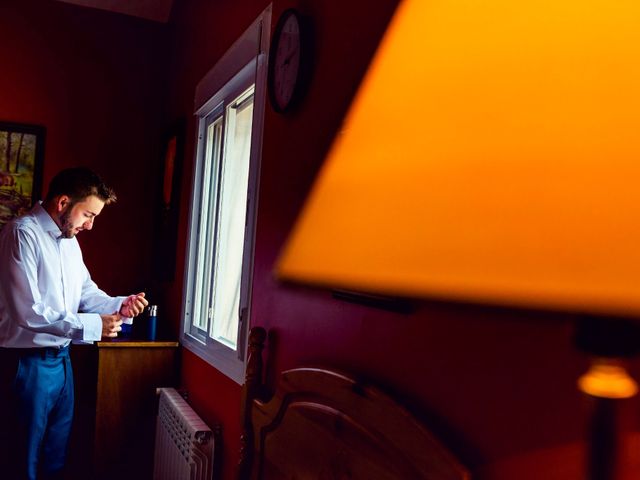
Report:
32,202,63,238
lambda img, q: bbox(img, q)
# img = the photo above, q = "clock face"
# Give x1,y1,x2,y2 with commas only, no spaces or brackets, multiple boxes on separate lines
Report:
270,11,302,112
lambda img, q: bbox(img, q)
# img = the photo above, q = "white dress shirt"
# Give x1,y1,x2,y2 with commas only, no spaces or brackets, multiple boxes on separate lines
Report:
0,203,125,348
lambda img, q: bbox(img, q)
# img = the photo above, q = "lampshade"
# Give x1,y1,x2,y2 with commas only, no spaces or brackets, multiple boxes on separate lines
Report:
276,0,640,316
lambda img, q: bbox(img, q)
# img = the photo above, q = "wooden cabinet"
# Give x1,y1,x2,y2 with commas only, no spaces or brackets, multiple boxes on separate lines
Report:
69,340,179,480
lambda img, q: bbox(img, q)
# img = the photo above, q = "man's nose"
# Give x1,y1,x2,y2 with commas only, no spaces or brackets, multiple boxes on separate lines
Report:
84,218,94,230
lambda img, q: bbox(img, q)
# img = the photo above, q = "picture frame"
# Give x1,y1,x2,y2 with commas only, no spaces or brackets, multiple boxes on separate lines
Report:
0,122,45,229
153,120,185,282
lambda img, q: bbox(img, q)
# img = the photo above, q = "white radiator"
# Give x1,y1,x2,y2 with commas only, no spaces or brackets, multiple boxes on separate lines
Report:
154,388,216,480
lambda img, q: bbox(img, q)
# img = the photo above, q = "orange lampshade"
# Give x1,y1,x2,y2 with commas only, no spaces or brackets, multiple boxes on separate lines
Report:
276,0,640,316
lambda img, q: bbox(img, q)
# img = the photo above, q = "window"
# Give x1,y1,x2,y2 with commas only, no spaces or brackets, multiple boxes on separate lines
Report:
182,6,271,383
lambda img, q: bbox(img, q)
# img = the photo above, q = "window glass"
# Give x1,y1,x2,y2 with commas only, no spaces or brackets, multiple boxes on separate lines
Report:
209,88,254,349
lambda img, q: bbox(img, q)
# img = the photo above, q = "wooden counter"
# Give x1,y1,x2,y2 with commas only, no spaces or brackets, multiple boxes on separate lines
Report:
69,340,179,480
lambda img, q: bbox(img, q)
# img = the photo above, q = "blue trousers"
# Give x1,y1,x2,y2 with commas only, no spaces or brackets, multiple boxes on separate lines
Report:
0,347,74,480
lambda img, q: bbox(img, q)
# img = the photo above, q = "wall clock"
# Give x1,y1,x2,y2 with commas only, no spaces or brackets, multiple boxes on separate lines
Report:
268,9,307,113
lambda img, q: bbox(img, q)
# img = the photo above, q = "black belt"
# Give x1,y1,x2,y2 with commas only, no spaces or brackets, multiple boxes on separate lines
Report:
0,345,70,358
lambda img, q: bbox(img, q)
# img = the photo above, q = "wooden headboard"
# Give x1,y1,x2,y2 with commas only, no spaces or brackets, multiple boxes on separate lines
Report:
239,327,470,479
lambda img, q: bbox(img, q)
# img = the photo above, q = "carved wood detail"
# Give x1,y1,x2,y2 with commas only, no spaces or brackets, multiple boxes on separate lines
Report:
238,326,267,480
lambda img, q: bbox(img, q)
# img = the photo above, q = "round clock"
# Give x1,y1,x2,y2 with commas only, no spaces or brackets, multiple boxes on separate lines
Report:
268,9,306,113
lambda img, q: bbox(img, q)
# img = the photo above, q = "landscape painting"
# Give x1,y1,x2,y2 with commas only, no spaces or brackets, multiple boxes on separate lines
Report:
0,122,45,229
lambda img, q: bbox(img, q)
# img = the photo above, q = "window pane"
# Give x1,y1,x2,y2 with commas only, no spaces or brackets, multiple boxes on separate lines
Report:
209,87,255,349
193,117,223,331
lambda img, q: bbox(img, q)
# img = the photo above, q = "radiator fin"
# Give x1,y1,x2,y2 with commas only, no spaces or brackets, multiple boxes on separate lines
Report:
154,387,215,480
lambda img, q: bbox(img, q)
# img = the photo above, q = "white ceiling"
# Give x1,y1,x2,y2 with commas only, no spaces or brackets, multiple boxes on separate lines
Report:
55,0,174,23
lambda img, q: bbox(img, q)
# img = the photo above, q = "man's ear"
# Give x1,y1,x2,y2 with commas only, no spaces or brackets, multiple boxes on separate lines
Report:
56,195,71,212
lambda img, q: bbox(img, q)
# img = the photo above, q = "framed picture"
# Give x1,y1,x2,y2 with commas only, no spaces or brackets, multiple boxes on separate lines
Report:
153,120,185,282
0,122,45,229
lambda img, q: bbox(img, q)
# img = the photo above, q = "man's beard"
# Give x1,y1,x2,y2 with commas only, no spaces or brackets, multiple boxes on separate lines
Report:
59,208,76,238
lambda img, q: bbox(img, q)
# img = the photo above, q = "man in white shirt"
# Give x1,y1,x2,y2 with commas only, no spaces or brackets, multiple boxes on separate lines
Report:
0,167,148,480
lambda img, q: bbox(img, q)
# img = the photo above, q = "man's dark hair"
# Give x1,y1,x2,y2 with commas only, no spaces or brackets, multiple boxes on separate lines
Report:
45,167,117,204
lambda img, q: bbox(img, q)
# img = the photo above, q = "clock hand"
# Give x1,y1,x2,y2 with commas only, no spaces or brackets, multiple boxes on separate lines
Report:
282,50,298,67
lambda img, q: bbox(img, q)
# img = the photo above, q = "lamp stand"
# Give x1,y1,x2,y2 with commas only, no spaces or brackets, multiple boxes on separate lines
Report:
575,317,640,480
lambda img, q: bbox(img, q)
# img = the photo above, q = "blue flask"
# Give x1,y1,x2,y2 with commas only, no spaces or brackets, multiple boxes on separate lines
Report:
147,305,157,341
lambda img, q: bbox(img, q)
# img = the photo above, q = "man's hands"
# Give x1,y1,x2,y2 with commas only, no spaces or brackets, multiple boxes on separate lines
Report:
101,313,123,338
101,293,148,338
119,292,148,318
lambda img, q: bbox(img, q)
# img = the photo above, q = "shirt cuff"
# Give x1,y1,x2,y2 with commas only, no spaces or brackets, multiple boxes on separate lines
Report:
78,313,103,342
115,296,134,324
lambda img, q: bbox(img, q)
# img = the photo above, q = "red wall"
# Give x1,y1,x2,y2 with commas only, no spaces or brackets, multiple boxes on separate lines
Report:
6,1,637,479
164,1,640,480
0,0,167,295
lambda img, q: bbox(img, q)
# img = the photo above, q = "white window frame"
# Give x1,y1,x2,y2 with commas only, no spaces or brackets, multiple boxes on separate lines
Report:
181,5,271,384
